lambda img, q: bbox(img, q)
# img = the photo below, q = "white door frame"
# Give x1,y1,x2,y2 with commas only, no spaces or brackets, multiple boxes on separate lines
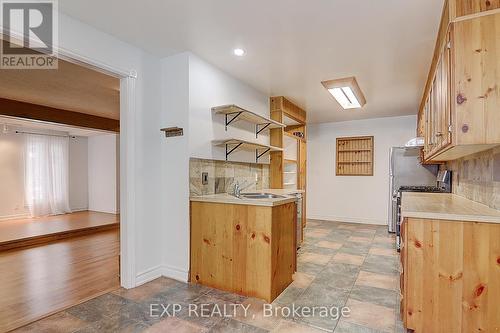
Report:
57,48,138,289
0,28,139,289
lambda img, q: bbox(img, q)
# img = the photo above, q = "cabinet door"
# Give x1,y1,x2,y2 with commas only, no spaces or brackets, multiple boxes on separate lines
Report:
424,98,432,159
453,13,500,145
437,33,452,150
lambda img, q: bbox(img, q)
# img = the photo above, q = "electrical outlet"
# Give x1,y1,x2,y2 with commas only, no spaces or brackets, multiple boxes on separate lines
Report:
202,172,209,185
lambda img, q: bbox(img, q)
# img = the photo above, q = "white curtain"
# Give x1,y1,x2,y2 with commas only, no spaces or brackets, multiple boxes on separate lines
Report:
24,134,72,217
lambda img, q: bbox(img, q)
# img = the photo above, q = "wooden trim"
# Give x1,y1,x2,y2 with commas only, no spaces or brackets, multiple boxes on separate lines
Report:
321,76,367,108
0,223,119,252
271,96,306,124
0,98,120,132
452,7,500,22
336,136,374,176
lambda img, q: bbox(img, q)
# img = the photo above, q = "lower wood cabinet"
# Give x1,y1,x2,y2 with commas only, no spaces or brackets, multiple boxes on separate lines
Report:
400,217,500,332
190,201,296,302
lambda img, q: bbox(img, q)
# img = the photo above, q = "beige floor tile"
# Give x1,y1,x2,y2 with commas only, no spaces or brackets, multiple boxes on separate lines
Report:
343,299,395,332
316,240,343,250
369,248,397,257
12,312,88,333
332,253,365,266
373,236,395,244
337,225,358,230
348,236,373,243
355,228,377,234
113,277,178,302
144,317,207,333
355,270,398,291
305,231,330,238
234,298,281,330
271,319,326,333
298,252,332,265
291,272,315,289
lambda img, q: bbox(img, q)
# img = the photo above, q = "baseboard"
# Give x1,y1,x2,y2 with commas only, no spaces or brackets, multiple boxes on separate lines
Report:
135,264,189,287
161,265,189,283
70,208,89,213
307,215,387,226
135,265,164,287
0,213,29,221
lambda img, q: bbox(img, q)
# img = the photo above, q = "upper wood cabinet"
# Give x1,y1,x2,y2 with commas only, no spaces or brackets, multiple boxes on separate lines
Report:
419,1,500,162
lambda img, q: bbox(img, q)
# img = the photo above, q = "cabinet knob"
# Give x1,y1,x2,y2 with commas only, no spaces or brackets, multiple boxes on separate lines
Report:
435,132,443,137
462,124,469,133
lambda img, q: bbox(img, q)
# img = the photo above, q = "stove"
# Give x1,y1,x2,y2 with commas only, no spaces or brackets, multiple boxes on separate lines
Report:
398,185,448,193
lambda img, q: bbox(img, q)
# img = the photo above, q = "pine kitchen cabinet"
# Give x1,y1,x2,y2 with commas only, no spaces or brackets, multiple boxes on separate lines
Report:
400,192,500,332
189,196,296,302
418,1,500,162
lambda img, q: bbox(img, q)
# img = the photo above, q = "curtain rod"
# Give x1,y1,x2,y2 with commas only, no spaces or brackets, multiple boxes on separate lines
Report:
15,130,76,138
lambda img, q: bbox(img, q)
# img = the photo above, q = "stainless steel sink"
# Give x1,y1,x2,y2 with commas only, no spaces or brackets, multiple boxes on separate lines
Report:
241,193,286,199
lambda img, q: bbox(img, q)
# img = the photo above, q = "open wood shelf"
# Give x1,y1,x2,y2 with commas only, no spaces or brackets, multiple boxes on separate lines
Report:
212,105,285,136
338,149,372,152
336,136,374,176
213,138,283,162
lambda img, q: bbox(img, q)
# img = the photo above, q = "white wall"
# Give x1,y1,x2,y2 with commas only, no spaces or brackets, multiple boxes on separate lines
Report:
307,115,417,225
0,131,89,219
54,13,165,285
160,53,191,281
69,137,89,211
0,131,29,219
188,54,270,163
88,134,119,214
159,53,274,281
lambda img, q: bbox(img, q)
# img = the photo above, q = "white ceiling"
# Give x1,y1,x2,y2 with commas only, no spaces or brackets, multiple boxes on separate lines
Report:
60,0,444,123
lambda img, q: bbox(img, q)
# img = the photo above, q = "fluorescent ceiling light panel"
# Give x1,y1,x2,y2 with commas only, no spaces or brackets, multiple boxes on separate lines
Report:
322,77,366,110
233,48,245,56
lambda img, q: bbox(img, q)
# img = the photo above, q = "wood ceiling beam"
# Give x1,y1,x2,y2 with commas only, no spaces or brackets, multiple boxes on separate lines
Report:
0,98,119,132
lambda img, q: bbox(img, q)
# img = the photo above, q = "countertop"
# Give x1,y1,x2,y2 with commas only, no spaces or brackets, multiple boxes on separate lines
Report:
401,192,500,224
189,189,302,207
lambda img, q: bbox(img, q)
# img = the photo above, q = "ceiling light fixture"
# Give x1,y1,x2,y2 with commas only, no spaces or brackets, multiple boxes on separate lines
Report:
233,48,245,57
321,77,366,109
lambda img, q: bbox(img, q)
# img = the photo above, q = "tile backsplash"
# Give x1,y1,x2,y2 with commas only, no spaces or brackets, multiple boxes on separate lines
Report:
447,147,500,210
190,158,269,196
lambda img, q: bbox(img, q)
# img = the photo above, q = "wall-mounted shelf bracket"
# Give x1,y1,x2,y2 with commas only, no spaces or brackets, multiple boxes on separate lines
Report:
256,148,271,162
224,112,243,131
225,142,243,160
255,123,271,138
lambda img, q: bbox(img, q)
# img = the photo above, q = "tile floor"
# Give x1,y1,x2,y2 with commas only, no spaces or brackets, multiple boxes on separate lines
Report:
12,220,405,333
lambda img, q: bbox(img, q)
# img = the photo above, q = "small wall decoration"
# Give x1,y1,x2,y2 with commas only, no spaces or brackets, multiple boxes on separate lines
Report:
336,136,374,176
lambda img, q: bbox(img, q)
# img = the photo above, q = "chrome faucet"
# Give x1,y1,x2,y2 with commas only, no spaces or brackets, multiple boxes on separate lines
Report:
233,181,241,198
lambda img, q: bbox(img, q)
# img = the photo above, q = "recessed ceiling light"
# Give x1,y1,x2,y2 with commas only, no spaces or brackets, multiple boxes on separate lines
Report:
233,48,245,57
321,77,366,109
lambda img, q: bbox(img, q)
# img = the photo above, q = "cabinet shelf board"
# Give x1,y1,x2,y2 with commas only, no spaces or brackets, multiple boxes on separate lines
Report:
212,105,285,129
338,149,372,152
213,138,283,152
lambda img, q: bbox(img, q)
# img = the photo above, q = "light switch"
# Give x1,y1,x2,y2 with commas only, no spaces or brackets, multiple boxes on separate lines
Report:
202,172,209,185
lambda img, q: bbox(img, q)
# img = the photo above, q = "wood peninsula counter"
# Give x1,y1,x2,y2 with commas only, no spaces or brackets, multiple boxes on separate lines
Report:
189,193,297,302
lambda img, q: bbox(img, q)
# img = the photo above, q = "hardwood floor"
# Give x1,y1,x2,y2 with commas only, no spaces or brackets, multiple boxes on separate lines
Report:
0,211,119,251
0,229,120,333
